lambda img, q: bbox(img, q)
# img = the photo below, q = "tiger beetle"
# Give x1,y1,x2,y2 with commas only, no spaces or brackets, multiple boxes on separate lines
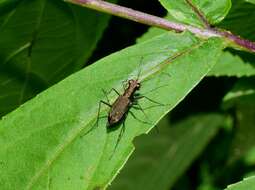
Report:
84,59,166,155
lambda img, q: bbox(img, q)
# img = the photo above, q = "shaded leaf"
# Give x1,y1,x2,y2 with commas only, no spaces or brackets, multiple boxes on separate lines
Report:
0,32,223,190
245,146,255,166
225,176,255,190
223,78,255,164
219,0,255,41
197,164,218,190
245,0,255,5
208,51,255,77
223,78,255,107
0,0,114,116
0,0,19,14
109,113,227,190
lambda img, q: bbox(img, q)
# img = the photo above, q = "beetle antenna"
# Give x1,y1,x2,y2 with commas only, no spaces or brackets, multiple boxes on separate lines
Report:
137,56,144,80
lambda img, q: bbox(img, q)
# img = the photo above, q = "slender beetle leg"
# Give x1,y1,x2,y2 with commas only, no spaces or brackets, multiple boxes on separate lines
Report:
132,104,159,133
96,100,111,127
103,88,121,97
132,102,149,120
129,111,152,125
139,84,169,95
135,95,164,106
80,100,110,138
109,114,127,159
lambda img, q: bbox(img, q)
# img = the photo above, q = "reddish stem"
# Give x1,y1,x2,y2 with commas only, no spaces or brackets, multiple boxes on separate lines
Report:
65,0,255,53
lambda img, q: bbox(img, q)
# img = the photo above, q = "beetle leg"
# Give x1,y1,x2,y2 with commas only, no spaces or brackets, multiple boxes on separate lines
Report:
109,114,127,159
80,100,110,138
129,111,152,125
132,103,149,120
135,95,164,106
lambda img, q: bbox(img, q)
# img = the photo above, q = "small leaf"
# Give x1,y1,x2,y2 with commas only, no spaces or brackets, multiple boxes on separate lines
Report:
225,176,255,190
208,51,255,77
223,78,255,106
109,113,227,190
158,0,231,27
0,32,223,190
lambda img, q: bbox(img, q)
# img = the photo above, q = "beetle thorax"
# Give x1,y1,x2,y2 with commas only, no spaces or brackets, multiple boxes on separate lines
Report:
123,79,140,97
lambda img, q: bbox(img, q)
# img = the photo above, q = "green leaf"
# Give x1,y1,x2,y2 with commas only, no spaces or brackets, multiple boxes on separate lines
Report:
136,26,167,44
0,32,223,190
197,164,218,190
223,78,255,164
0,0,19,12
223,78,255,107
208,51,255,77
0,0,114,117
158,0,231,27
0,70,39,116
245,0,255,5
225,176,255,190
245,146,255,165
109,113,227,190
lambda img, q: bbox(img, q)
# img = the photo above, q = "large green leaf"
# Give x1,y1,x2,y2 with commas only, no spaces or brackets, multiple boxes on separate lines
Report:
225,176,255,190
0,0,114,117
109,113,227,190
158,0,231,27
0,32,223,190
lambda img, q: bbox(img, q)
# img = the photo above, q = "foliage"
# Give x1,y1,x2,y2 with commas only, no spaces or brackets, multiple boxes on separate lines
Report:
225,176,255,190
0,0,255,190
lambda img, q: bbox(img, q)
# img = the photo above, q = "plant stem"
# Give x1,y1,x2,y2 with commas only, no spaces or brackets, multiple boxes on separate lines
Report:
65,0,255,53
